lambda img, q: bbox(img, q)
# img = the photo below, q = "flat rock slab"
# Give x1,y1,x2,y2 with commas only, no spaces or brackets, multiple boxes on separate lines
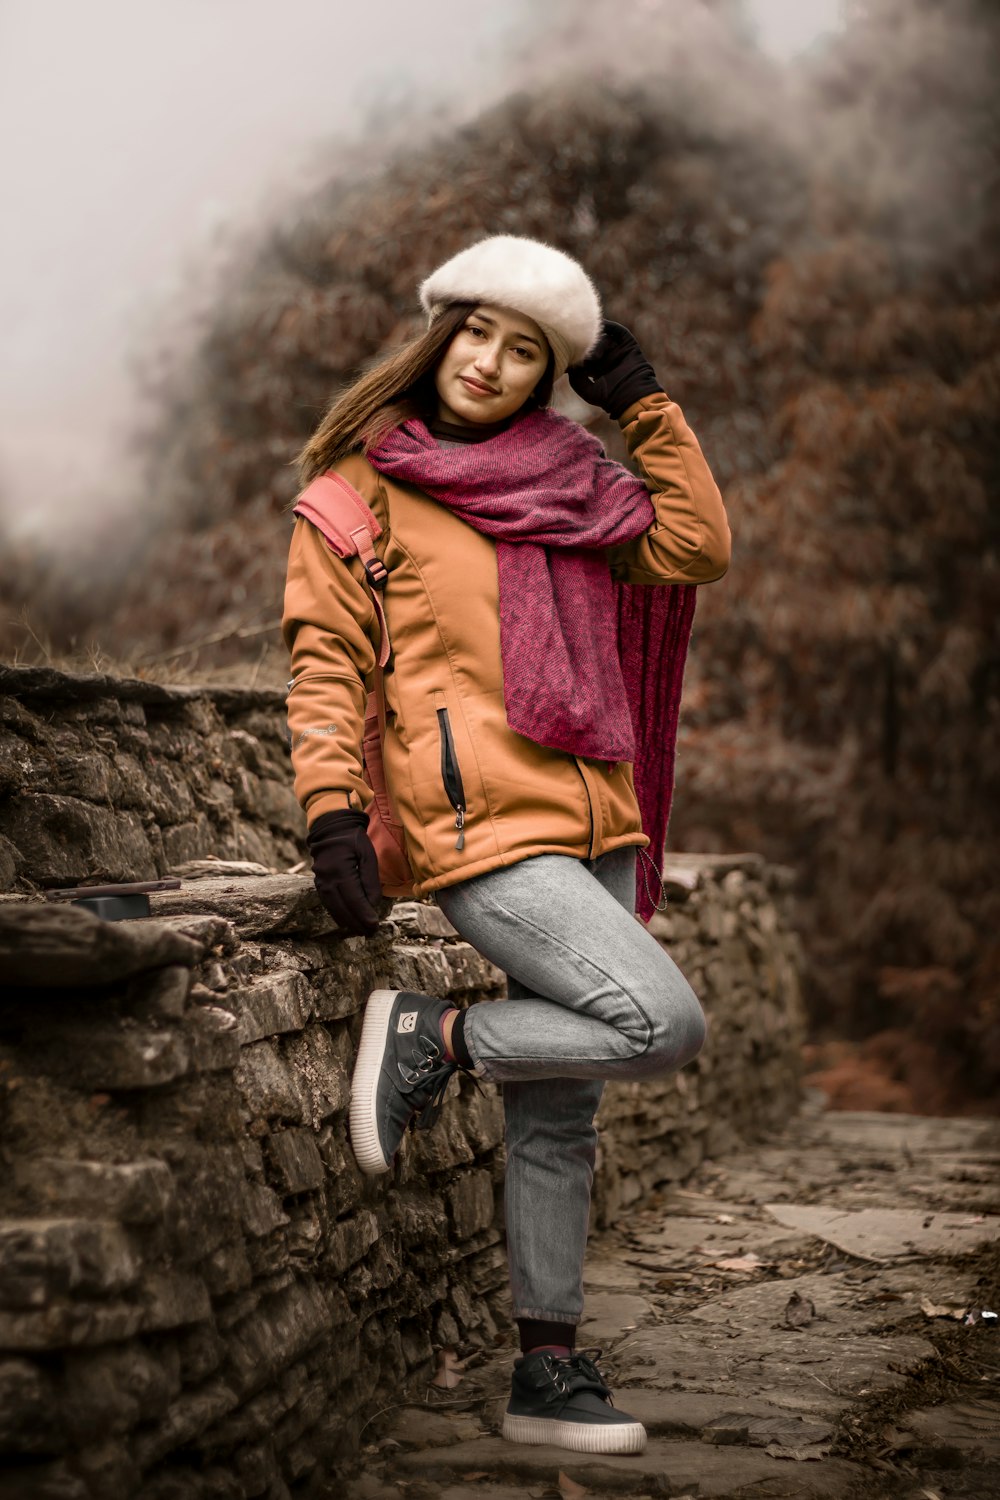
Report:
0,900,205,985
386,1408,485,1449
579,1291,657,1344
658,1190,763,1221
856,1260,982,1307
687,1258,979,1337
170,859,279,878
389,901,459,939
688,1270,901,1337
0,664,282,711
605,1388,831,1441
622,1217,813,1270
764,1204,1000,1261
689,1266,971,1338
435,1488,527,1500
618,1322,935,1404
585,1254,656,1294
905,1398,1000,1462
803,1112,1000,1158
395,1434,863,1497
149,875,344,939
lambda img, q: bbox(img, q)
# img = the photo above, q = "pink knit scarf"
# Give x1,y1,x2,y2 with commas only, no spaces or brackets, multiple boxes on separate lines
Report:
367,409,696,919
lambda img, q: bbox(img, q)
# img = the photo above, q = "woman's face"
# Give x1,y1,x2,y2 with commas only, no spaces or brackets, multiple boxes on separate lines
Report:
433,304,550,427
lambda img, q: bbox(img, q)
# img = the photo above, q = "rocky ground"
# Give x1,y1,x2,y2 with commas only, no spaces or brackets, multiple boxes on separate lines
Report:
336,1106,1000,1500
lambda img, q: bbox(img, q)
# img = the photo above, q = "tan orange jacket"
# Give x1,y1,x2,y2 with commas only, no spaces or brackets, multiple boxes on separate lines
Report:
282,392,731,900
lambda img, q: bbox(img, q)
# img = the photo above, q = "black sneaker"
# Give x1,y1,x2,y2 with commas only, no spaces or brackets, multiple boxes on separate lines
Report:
349,989,458,1174
501,1349,646,1455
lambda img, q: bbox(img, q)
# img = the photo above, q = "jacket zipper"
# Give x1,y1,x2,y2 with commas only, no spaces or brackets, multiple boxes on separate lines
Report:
436,705,467,850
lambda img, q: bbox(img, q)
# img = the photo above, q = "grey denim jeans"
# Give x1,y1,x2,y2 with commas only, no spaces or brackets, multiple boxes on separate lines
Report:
435,847,707,1324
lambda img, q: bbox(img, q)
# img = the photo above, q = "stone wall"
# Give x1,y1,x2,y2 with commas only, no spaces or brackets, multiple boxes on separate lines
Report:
0,667,806,1497
0,880,513,1500
0,666,299,892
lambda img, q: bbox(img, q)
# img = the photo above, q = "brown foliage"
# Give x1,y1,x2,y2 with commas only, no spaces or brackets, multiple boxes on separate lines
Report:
2,1,997,1110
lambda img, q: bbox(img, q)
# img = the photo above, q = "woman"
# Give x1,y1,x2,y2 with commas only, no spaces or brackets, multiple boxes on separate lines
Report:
282,234,731,1455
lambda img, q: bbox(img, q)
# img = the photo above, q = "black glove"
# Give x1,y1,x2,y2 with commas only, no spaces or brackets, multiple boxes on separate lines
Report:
568,320,663,420
306,808,383,936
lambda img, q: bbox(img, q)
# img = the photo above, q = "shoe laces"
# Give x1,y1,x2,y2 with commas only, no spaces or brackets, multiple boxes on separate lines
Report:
538,1347,613,1403
398,1033,458,1131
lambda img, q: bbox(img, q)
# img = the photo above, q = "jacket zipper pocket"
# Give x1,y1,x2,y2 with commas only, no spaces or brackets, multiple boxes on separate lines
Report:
435,703,467,850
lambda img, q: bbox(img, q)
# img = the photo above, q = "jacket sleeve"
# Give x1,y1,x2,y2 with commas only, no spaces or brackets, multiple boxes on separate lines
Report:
605,391,732,585
281,515,378,825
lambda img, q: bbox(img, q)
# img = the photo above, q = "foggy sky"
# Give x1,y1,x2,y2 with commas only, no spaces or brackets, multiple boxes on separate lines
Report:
0,0,842,544
0,0,540,538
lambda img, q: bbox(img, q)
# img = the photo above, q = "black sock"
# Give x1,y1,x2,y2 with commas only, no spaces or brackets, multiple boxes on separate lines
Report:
450,1008,475,1071
516,1318,577,1355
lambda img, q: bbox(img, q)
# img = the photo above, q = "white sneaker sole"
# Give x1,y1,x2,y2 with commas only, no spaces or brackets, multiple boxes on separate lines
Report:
348,988,401,1174
501,1413,647,1454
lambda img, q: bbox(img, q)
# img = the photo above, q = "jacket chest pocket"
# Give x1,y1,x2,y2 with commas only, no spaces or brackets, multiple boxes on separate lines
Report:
433,689,467,850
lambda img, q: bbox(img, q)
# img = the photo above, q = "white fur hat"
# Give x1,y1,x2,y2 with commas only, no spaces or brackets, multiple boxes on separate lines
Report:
419,234,603,379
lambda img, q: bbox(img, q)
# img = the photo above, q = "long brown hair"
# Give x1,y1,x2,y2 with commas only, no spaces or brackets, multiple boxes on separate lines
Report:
295,302,554,486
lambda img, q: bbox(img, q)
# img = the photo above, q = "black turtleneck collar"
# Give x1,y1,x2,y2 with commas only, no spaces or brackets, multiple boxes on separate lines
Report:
427,414,514,444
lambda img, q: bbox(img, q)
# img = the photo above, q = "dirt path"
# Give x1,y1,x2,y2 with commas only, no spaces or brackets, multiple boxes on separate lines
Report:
340,1106,1000,1499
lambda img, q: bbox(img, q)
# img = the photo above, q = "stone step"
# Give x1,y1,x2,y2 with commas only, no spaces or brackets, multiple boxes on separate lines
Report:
602,1389,833,1448
394,1434,863,1497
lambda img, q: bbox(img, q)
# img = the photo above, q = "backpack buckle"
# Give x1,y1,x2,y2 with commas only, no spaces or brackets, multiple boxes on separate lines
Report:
364,556,389,590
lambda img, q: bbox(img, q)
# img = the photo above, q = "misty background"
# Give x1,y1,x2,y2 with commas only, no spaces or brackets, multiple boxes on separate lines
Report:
1,0,997,1115
0,0,547,542
0,0,856,548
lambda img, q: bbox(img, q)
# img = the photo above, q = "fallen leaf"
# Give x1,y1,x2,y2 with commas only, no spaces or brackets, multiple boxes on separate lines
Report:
714,1255,766,1272
431,1348,465,1389
920,1298,967,1321
784,1290,816,1328
558,1474,588,1499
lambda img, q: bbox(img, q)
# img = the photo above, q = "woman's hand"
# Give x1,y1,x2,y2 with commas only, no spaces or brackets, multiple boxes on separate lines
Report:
568,320,663,420
306,808,383,936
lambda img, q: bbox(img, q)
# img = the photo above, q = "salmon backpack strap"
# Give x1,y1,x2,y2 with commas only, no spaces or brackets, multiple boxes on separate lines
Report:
293,470,413,896
293,470,391,668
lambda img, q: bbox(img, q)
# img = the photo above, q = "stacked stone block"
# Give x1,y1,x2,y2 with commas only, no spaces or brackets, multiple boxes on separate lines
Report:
0,666,299,891
0,883,510,1498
